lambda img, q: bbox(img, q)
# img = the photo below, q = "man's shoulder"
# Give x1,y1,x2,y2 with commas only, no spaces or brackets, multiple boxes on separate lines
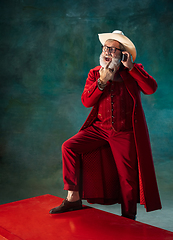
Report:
88,66,101,78
90,65,101,72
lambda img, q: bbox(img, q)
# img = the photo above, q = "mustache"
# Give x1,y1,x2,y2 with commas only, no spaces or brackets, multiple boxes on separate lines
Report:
99,54,121,68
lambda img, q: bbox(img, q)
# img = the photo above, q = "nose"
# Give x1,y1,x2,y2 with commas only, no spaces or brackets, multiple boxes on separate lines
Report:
105,48,112,55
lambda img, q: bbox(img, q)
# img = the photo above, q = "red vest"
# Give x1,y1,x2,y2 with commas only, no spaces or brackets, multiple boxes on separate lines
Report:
96,75,133,132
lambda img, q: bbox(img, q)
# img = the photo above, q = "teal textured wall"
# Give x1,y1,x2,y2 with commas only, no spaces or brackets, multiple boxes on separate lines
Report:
0,0,173,204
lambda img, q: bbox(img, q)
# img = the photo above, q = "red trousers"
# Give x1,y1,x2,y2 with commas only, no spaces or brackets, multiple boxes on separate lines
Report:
62,123,138,218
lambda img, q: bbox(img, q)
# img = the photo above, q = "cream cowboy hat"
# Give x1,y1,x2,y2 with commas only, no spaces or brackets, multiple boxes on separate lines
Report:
98,30,137,62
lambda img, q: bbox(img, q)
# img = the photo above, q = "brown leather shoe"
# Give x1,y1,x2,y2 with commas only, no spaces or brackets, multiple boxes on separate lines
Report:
49,199,82,214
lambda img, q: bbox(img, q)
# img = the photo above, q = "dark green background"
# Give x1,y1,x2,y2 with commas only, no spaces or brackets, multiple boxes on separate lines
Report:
0,0,173,205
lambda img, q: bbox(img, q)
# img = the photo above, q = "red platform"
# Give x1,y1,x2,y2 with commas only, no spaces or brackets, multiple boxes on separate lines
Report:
0,194,172,240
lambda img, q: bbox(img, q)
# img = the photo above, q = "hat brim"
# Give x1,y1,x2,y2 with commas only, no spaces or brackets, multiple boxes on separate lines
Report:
98,33,137,62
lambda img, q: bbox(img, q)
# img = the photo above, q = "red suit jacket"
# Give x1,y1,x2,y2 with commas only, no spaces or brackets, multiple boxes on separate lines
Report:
79,63,162,212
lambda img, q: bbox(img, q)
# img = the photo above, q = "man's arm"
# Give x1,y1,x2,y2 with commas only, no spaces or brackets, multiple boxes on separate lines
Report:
129,63,158,94
81,61,117,108
121,51,157,94
81,68,103,108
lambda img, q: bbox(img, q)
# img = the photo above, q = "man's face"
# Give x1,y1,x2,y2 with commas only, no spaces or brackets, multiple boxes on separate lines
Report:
100,40,122,69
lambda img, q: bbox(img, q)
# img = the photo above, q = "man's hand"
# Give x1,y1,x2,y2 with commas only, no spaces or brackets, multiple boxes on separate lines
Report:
99,60,117,84
121,51,134,70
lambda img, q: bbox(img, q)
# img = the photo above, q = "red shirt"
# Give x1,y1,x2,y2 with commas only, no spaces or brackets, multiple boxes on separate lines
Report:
96,73,133,132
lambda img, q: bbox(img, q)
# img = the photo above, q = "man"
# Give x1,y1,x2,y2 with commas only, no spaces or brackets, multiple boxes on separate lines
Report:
50,30,162,220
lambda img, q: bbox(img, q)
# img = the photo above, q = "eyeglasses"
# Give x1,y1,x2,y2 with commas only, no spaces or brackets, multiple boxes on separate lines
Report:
102,45,122,54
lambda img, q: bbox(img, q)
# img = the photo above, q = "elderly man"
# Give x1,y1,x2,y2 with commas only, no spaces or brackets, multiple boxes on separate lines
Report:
50,30,162,220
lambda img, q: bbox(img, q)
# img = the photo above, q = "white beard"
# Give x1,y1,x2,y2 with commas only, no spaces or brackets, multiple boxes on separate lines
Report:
99,54,121,69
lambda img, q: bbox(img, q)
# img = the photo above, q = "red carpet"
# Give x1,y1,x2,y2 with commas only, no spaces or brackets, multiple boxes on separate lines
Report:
0,194,172,240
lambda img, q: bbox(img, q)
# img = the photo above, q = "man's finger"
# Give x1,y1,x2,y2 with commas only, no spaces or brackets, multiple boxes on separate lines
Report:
105,59,112,69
